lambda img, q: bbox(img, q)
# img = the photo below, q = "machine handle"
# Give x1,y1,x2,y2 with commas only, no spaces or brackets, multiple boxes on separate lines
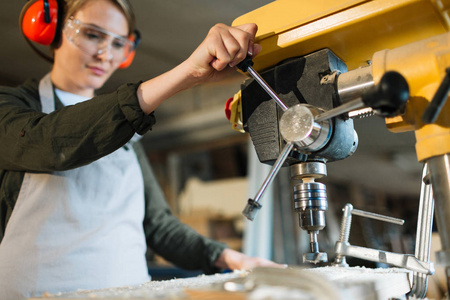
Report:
361,71,409,117
242,142,294,221
422,67,450,124
236,56,289,111
315,71,409,122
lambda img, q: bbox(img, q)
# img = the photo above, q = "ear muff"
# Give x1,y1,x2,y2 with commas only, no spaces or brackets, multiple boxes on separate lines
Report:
20,0,61,46
19,0,64,63
118,29,141,69
20,0,139,68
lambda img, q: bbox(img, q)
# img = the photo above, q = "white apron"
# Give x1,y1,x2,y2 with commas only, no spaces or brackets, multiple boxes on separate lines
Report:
0,74,150,299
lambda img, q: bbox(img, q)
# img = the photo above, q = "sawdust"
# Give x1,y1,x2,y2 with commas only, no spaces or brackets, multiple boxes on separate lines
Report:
34,266,412,299
42,271,247,299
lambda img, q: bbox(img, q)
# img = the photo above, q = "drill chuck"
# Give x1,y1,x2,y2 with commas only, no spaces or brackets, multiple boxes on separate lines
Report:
294,182,328,232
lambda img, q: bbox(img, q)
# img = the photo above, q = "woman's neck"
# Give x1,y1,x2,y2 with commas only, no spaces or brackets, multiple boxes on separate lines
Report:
50,69,95,98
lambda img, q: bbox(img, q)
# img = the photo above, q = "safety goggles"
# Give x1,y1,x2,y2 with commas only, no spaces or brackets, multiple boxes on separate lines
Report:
64,17,135,62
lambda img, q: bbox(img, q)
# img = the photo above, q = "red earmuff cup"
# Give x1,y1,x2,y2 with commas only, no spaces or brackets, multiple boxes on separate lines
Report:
119,50,135,69
22,0,59,46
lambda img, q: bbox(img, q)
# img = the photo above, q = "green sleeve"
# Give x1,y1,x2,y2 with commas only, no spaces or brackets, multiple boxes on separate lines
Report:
133,142,227,274
0,80,155,172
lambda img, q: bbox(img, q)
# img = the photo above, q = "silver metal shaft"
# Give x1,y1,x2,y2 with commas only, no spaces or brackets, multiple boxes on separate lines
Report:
252,142,294,204
409,163,434,298
246,65,289,111
334,204,353,266
314,98,365,122
428,154,450,296
429,154,450,249
337,65,374,104
309,231,319,253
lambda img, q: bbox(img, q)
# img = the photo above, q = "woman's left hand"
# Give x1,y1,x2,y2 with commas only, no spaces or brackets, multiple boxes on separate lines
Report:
215,248,287,271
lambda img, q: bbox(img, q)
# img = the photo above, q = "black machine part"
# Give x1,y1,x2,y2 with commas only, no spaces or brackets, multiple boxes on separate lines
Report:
240,49,357,165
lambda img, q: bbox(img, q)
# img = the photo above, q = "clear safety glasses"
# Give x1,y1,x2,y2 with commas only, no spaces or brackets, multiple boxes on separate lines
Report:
64,17,134,62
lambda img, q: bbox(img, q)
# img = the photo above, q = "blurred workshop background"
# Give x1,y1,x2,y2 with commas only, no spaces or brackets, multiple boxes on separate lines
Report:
2,0,441,296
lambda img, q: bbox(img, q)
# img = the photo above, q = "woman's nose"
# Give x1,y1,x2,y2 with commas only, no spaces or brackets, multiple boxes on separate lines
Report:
95,46,114,61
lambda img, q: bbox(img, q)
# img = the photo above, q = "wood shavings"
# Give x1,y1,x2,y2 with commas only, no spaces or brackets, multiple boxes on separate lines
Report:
32,267,411,300
305,266,412,300
36,271,247,299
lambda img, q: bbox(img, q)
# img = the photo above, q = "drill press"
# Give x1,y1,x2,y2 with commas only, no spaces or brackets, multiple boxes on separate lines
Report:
228,1,450,296
235,50,358,263
234,49,408,263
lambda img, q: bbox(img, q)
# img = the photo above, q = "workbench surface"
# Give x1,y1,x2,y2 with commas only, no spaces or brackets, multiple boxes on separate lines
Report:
30,266,411,300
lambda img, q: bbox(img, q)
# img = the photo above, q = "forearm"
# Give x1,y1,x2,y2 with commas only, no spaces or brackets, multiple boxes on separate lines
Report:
136,23,260,114
137,62,198,114
146,210,226,273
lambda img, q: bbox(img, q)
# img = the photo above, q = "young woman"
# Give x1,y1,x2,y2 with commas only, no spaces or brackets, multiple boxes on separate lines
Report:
0,0,276,298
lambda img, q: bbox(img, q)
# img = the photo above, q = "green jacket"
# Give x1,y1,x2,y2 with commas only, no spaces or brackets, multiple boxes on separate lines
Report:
0,78,225,274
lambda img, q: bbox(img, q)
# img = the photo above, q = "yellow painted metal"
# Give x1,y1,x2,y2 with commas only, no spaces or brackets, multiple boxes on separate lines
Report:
373,32,450,162
228,90,245,133
232,0,450,72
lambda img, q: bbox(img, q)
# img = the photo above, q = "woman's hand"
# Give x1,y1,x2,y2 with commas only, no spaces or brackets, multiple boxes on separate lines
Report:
183,23,261,83
215,248,286,271
137,23,260,114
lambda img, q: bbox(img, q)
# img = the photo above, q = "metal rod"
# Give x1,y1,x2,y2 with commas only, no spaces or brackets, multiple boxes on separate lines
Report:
351,208,405,226
333,204,353,266
246,65,289,111
314,99,365,122
428,154,450,296
339,204,353,243
409,163,434,298
252,142,294,203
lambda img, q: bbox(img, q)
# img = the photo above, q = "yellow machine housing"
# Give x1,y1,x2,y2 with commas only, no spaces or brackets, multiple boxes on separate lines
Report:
233,0,450,72
374,33,450,161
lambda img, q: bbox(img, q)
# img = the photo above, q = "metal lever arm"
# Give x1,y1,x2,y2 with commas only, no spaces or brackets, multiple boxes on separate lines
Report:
237,56,289,111
242,142,294,221
237,56,294,221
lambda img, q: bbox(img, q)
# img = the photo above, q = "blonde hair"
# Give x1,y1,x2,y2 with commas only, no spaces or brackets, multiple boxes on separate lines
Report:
63,0,136,35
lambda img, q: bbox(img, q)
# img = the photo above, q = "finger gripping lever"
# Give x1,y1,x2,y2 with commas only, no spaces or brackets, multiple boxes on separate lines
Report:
236,55,254,72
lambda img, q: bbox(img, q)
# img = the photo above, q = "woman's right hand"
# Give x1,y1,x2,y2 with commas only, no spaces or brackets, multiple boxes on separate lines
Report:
137,23,260,115
183,23,261,84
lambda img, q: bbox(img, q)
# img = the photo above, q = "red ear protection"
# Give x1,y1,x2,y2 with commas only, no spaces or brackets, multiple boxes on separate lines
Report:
20,0,140,68
118,29,141,69
20,0,61,46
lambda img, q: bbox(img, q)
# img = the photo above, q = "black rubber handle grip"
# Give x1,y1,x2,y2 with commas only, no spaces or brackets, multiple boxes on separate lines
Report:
362,71,409,117
236,55,254,72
